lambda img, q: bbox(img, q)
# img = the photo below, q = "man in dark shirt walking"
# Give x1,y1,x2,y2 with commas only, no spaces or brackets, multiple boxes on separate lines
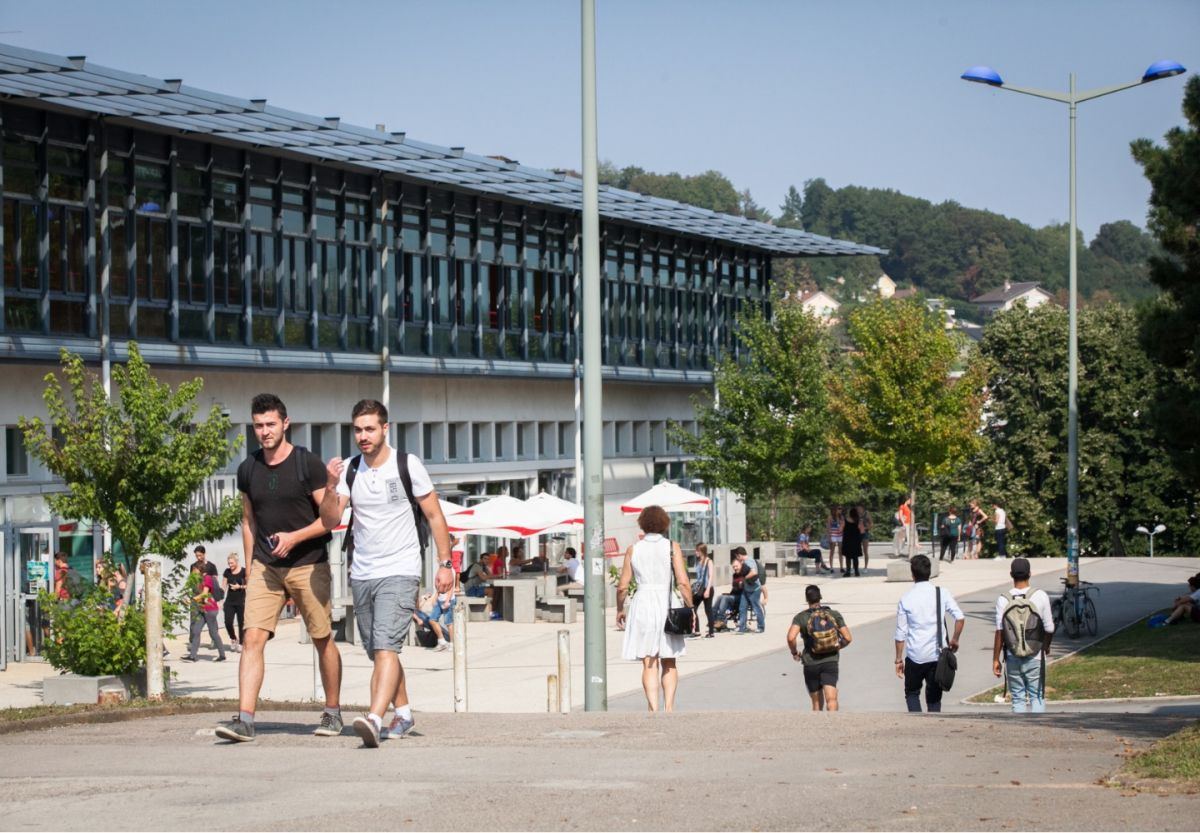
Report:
216,393,340,743
787,585,853,711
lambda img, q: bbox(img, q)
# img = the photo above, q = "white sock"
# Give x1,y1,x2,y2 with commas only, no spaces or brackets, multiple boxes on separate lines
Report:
324,706,340,717
239,710,254,725
395,704,413,722
367,713,382,731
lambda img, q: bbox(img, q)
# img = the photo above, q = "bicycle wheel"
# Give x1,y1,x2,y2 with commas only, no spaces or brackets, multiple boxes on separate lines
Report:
1083,597,1098,636
1064,598,1081,638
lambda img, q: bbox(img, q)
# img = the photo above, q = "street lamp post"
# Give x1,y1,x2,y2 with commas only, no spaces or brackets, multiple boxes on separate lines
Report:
961,60,1185,586
1135,523,1167,558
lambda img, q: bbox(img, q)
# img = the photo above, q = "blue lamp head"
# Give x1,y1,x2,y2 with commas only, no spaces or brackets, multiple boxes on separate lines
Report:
1143,60,1186,82
961,66,1003,86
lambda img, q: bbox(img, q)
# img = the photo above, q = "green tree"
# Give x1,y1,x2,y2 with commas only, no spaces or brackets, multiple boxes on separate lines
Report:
1132,74,1200,489
777,185,804,229
671,304,841,539
955,304,1197,556
20,344,243,573
829,300,986,520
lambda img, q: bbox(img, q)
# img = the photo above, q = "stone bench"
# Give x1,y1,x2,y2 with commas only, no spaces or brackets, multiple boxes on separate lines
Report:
885,557,939,582
491,579,538,623
536,597,577,624
463,596,491,622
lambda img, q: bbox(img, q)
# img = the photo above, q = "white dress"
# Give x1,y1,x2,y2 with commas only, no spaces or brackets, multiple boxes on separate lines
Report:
621,534,687,661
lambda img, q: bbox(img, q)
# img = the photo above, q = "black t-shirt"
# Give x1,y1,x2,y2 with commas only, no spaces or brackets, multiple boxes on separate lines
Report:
236,447,331,568
223,567,247,606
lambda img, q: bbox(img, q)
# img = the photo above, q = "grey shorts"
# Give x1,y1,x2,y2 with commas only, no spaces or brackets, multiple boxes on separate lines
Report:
351,574,419,658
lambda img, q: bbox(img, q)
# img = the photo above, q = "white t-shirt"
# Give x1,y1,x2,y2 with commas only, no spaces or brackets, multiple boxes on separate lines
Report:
564,556,584,584
994,586,1055,633
1190,588,1200,604
336,447,433,581
994,507,1008,530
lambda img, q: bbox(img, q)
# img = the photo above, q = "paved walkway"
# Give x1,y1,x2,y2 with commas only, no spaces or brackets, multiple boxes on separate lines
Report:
1,709,1195,830
2,555,1195,716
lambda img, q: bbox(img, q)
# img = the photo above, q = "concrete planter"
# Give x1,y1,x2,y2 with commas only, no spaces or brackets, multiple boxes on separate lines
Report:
42,666,168,705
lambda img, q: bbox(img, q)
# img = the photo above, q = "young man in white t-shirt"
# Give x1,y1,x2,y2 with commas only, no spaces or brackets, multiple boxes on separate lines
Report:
991,557,1055,713
320,399,454,748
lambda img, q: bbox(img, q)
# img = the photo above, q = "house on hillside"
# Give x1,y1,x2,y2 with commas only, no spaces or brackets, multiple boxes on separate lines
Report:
796,290,841,325
971,281,1054,317
872,274,896,298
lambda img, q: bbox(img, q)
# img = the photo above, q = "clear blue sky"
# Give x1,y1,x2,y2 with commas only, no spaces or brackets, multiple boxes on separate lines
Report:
5,0,1198,240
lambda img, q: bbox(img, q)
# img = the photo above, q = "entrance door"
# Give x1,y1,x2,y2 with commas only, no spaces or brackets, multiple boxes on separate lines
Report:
3,527,54,664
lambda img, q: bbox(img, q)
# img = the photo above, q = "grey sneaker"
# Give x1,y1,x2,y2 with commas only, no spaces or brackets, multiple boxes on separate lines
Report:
215,719,255,743
313,711,344,737
380,716,415,740
352,716,380,748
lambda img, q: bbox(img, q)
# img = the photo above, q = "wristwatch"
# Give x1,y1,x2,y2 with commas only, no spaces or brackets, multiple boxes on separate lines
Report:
439,560,453,569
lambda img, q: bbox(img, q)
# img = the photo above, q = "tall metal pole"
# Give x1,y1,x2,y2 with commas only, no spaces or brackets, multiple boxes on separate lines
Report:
580,0,607,711
1065,75,1080,587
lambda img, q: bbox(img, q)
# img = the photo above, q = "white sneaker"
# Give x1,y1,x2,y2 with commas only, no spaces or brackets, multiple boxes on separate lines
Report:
435,640,450,652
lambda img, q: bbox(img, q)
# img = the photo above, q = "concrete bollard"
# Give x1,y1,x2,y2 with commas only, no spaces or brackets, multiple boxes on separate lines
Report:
557,629,571,714
547,674,559,712
140,558,165,701
453,596,468,712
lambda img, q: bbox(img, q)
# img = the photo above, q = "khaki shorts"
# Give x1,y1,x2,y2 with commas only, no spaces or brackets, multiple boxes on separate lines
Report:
244,561,332,640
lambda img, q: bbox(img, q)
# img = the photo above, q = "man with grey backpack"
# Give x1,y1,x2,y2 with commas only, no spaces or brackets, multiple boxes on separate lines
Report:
991,557,1055,713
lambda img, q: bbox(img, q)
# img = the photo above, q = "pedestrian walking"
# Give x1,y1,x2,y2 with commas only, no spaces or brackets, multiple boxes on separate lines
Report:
319,399,455,748
992,558,1055,713
616,505,694,712
183,563,226,663
787,585,853,711
894,555,964,713
893,497,914,558
938,507,963,563
215,393,340,744
993,501,1009,558
222,554,247,652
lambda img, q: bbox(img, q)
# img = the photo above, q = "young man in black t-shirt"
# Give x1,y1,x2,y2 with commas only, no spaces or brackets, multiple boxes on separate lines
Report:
787,585,853,711
215,393,341,744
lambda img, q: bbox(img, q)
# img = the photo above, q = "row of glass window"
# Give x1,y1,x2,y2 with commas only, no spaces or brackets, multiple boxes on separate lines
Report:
3,418,695,483
0,109,768,369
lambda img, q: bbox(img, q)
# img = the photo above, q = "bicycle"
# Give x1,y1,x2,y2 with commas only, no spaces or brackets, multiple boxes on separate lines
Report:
1052,578,1099,638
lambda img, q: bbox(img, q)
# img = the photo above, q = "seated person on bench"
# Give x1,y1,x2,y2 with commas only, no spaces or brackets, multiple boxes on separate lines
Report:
558,547,584,589
797,523,832,573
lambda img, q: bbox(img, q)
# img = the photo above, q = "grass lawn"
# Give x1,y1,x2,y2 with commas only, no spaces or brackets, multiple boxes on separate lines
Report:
1117,721,1200,792
970,612,1199,702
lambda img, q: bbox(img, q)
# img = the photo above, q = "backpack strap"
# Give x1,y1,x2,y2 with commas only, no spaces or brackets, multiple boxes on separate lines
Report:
340,455,363,558
396,451,429,559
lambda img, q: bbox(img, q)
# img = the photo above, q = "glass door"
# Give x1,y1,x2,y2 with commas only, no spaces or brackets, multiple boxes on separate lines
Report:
4,527,54,663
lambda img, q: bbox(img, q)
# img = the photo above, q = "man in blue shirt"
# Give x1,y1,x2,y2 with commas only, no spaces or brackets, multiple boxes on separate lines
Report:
894,555,964,712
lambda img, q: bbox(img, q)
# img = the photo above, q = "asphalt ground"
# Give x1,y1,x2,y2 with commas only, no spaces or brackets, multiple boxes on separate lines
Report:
0,708,1195,831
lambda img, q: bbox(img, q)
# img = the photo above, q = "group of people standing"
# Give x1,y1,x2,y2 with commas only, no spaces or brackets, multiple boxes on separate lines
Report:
796,505,872,576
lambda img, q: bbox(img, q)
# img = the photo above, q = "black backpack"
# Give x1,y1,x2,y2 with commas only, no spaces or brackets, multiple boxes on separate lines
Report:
341,451,429,563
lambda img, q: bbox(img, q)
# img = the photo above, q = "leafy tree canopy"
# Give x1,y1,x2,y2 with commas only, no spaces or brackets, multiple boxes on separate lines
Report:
829,299,986,507
20,344,243,571
1132,74,1200,489
671,304,842,539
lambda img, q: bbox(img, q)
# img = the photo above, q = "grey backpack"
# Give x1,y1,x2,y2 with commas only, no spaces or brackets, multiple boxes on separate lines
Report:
1001,591,1045,658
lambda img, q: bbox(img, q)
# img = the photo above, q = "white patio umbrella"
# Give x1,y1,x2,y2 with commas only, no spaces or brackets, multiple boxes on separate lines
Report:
523,491,584,534
447,495,553,537
439,499,470,519
620,481,711,515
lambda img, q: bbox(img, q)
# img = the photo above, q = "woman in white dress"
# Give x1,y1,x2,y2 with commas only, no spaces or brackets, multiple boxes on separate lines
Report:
615,505,694,712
